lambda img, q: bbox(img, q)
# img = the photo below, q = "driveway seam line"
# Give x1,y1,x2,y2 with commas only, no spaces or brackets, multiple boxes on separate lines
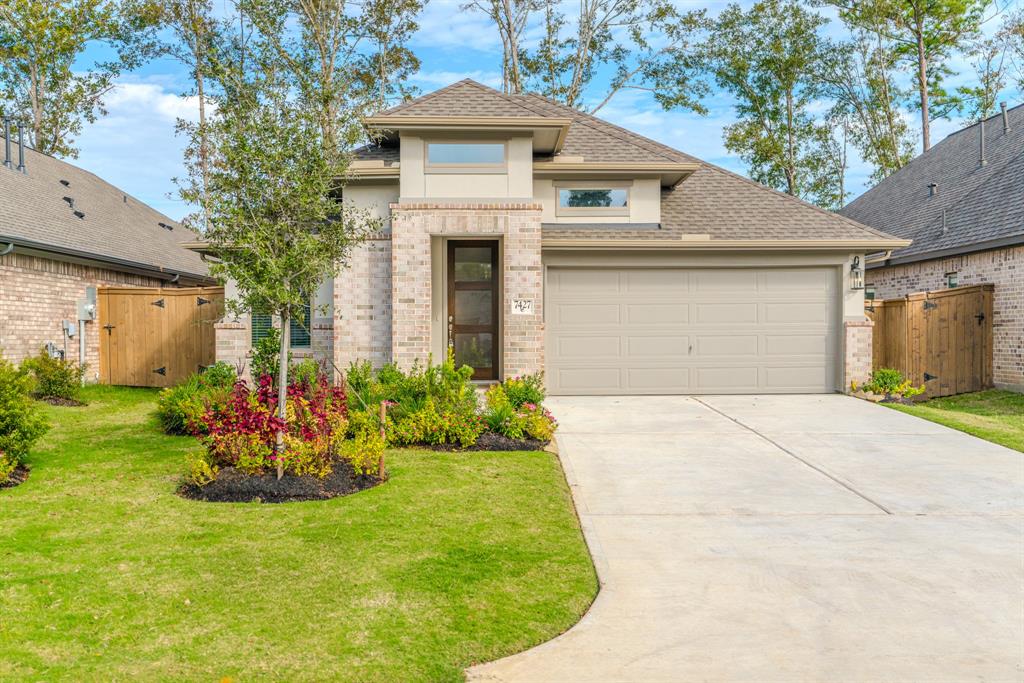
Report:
692,397,894,515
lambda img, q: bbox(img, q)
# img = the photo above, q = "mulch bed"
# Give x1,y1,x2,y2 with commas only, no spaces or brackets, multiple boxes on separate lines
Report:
1,465,30,490
178,460,383,504
424,432,549,452
38,396,87,407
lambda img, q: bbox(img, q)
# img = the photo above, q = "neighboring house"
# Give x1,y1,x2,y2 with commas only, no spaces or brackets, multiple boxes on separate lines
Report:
213,79,906,395
0,133,213,381
841,103,1024,392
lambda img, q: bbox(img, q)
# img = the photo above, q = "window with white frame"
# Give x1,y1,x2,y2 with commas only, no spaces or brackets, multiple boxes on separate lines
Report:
425,142,506,172
555,182,630,217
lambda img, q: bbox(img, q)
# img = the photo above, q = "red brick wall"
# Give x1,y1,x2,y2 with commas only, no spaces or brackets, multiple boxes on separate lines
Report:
0,252,162,381
867,245,1023,390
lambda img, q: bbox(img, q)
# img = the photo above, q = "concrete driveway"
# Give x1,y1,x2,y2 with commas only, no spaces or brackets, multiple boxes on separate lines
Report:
468,395,1024,682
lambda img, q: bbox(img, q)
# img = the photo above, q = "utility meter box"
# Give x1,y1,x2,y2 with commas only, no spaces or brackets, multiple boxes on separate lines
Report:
76,300,96,321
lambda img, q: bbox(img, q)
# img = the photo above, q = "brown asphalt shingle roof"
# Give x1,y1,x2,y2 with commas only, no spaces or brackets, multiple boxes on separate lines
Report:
363,79,901,245
840,103,1024,262
0,141,210,279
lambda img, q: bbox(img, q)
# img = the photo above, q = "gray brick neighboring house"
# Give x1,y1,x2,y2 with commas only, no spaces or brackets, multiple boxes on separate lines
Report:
840,104,1024,392
209,79,908,395
0,135,213,381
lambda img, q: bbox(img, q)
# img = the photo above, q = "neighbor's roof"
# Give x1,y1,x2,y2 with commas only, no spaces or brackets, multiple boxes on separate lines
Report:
356,79,903,247
841,104,1024,264
0,140,210,280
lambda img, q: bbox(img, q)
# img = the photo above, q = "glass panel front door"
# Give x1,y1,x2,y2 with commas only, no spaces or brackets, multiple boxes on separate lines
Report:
448,241,499,380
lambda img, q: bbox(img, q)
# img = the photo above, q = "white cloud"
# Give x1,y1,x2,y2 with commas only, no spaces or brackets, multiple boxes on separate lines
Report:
101,82,201,123
74,79,196,220
411,1,505,53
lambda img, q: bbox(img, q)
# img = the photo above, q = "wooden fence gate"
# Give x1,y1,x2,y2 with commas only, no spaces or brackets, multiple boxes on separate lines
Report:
866,284,993,399
98,286,225,388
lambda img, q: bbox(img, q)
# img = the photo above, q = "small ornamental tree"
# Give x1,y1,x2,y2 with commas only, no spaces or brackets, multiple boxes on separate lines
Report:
179,25,378,479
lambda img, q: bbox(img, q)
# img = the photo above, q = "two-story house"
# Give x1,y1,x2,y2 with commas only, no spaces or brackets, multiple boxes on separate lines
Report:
213,79,907,395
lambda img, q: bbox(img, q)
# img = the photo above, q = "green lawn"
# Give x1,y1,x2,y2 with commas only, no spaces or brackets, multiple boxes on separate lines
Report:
0,386,596,681
885,390,1024,452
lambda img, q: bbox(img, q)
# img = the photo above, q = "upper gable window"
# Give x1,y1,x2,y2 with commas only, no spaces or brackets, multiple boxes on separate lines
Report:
426,142,506,171
556,184,630,217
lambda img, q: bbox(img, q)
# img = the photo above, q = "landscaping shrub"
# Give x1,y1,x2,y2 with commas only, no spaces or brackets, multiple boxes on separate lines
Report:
0,356,49,481
290,358,323,388
861,368,925,399
251,327,290,382
156,362,237,435
483,382,557,442
347,350,481,447
193,373,352,479
501,373,546,409
22,348,85,402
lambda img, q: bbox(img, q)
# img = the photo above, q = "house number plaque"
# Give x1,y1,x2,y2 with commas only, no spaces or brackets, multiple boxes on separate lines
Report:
511,299,535,315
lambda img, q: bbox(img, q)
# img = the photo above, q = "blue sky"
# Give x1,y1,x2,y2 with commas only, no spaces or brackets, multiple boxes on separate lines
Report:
71,0,1019,221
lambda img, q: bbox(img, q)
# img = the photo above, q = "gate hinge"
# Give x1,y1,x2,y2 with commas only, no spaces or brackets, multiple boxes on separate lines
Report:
975,312,985,324
923,300,938,310
151,298,165,308
197,296,211,306
153,366,166,376
923,372,938,382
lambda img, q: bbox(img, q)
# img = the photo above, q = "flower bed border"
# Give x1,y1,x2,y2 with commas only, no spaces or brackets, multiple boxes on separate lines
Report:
416,432,550,452
178,460,383,504
0,465,30,490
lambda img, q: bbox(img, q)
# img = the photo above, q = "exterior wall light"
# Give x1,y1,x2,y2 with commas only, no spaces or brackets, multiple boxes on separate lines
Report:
946,272,959,288
850,256,865,290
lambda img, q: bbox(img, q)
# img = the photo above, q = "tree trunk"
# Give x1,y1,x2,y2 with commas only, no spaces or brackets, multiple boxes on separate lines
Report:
785,89,797,196
276,312,290,480
915,20,930,151
196,66,209,232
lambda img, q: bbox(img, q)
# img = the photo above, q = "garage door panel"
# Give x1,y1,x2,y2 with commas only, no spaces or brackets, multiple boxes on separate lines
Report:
627,335,689,357
694,270,758,291
627,303,688,324
695,366,759,390
764,302,830,324
555,303,621,325
764,334,828,356
556,335,620,359
763,268,834,292
546,266,838,395
627,367,690,389
695,335,758,357
696,302,758,324
554,269,622,294
764,365,829,389
624,269,690,293
556,367,622,391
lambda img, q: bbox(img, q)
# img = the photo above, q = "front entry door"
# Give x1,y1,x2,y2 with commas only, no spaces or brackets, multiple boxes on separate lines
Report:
447,240,499,380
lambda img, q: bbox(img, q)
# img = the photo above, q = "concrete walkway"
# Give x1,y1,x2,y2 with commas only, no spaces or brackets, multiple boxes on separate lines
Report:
468,395,1024,682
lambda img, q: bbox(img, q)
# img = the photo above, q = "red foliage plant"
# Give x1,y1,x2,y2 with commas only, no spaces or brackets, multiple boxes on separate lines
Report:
192,373,349,476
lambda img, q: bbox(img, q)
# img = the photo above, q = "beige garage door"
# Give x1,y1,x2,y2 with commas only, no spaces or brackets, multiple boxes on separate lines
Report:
545,267,839,395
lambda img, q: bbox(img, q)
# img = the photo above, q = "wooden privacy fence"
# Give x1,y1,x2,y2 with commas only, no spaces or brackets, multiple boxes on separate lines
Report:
98,286,225,388
865,284,993,399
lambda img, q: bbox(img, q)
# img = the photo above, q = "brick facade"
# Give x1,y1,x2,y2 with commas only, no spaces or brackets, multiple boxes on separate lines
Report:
214,320,249,381
333,236,393,375
868,245,1023,390
842,319,874,392
388,202,544,378
0,252,162,381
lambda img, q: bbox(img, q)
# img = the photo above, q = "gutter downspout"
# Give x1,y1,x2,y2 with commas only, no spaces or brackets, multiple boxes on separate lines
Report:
865,250,893,265
79,316,87,385
0,242,13,256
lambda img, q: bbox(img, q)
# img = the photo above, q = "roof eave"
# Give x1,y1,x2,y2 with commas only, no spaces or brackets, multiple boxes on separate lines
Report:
362,115,572,153
867,232,1024,268
533,161,701,187
542,238,913,251
1,235,215,284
